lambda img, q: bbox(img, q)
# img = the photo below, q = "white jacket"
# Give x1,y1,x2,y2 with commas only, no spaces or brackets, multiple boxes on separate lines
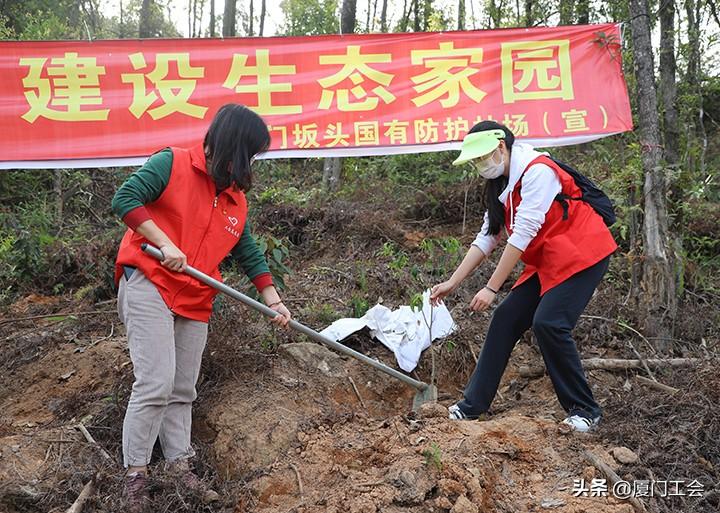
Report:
472,143,562,255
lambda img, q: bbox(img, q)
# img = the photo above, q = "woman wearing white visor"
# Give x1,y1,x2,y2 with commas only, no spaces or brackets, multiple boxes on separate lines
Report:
430,121,617,432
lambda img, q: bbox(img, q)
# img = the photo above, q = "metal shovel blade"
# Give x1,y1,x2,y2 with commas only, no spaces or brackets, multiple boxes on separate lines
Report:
412,384,438,412
140,243,437,412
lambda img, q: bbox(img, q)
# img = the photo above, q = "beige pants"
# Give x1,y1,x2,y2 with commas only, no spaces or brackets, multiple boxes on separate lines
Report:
118,269,208,467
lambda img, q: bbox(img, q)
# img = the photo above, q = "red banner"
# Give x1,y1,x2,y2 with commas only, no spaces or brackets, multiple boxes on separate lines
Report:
0,24,631,169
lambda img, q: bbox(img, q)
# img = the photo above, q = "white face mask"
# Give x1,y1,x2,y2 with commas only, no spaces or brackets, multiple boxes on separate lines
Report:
472,149,505,179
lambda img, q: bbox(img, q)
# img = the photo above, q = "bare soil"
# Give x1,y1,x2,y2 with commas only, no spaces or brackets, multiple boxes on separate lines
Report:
0,197,717,513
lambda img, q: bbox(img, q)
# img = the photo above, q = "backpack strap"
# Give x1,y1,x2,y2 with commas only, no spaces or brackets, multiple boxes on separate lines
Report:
517,156,583,222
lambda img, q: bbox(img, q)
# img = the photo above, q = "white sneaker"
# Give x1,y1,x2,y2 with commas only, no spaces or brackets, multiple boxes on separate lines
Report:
448,403,481,420
561,414,601,433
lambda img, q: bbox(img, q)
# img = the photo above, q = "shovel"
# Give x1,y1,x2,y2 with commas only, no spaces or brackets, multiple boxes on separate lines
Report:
141,244,438,411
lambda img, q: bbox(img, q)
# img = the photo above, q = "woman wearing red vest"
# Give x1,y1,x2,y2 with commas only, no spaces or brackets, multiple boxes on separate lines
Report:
111,104,291,511
430,120,616,432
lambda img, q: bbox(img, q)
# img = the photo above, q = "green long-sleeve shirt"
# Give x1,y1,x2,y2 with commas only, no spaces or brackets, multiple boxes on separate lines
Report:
111,149,271,283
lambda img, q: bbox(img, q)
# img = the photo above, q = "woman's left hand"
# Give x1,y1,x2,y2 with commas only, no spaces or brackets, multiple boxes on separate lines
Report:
469,287,496,312
269,302,292,328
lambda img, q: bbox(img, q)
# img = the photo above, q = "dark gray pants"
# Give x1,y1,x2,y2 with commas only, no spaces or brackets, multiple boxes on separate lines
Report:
458,256,609,419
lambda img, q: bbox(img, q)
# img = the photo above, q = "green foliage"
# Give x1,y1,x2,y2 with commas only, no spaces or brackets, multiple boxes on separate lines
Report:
0,0,180,41
378,241,410,275
355,266,368,292
349,294,369,317
422,443,443,471
279,0,338,36
418,236,463,277
258,186,318,206
104,0,181,38
226,235,292,296
257,235,292,291
409,292,424,312
343,152,463,190
301,302,339,326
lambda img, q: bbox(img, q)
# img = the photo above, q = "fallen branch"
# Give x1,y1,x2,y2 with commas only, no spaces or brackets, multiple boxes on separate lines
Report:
583,451,646,512
65,476,95,513
624,337,657,382
635,375,679,394
347,376,367,409
289,463,304,498
76,423,112,462
0,310,114,326
520,358,700,378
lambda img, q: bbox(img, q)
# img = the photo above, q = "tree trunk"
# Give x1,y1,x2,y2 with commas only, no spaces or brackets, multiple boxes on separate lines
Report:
413,0,420,31
341,0,357,34
685,0,706,175
488,0,501,28
323,0,357,192
54,169,63,228
371,0,378,31
259,0,266,36
188,0,193,37
629,0,675,349
576,0,589,24
119,0,125,37
380,0,388,31
423,0,432,31
223,0,236,36
248,0,254,35
366,0,371,31
322,158,342,192
659,0,679,168
458,0,465,29
558,0,573,25
209,0,216,36
139,0,152,38
400,0,409,31
524,0,533,26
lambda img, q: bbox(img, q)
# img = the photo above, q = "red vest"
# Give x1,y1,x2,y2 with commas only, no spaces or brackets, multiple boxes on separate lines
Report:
507,156,617,294
115,144,248,322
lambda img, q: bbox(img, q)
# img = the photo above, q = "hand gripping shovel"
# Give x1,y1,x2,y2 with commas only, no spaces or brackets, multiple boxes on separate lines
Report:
142,244,438,411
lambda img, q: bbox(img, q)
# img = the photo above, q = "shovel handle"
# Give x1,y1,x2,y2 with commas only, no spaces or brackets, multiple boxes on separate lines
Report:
140,243,430,392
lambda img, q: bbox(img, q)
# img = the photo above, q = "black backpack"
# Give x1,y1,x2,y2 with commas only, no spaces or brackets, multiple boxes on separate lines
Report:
550,158,616,227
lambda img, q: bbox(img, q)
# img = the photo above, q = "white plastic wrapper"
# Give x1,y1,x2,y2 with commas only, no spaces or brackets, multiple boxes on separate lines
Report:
320,290,457,372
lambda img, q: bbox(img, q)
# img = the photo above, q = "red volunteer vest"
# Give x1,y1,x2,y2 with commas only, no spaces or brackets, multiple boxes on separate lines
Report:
507,155,617,294
115,144,248,322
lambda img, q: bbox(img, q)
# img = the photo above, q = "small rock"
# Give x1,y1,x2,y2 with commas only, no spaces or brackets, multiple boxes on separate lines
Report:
611,447,639,465
58,370,75,381
451,495,479,513
541,497,566,509
297,431,307,442
434,496,453,509
279,342,346,378
202,490,221,503
529,473,544,483
417,402,447,419
399,470,416,487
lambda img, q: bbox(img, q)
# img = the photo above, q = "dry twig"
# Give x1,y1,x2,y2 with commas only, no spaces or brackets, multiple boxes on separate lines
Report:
347,376,367,409
75,423,112,462
65,475,96,513
289,463,304,498
583,451,647,512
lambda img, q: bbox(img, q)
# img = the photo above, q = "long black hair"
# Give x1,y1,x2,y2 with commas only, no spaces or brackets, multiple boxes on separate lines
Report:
468,120,515,236
204,104,270,192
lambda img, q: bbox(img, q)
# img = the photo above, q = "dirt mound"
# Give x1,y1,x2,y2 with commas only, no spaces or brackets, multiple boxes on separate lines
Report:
246,403,633,513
